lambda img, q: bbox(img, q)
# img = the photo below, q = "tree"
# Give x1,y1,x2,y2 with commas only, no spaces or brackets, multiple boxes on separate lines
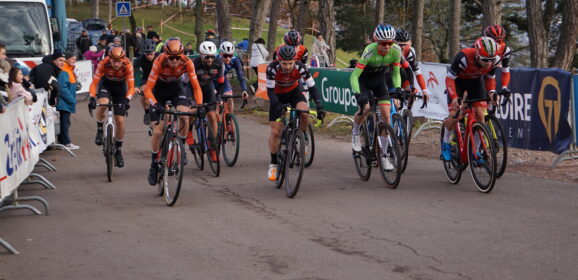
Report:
194,0,203,51
482,0,501,29
216,0,231,41
108,0,113,23
526,0,550,68
551,0,578,70
267,0,282,56
448,0,461,58
375,0,384,26
412,0,424,60
335,0,374,53
92,0,99,19
319,0,336,64
248,0,270,61
294,0,311,36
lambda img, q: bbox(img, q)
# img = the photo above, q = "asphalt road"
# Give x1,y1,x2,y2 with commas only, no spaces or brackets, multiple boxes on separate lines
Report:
1,99,577,280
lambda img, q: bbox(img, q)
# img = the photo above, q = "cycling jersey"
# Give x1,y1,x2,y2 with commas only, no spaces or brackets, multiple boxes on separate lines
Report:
402,47,426,90
495,41,511,88
218,55,247,92
350,42,402,94
133,52,159,85
144,53,203,105
89,56,135,98
272,44,309,65
193,56,225,98
446,47,499,101
265,60,319,99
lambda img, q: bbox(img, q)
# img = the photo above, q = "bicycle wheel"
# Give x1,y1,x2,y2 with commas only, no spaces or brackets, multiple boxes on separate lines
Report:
441,122,464,184
190,121,204,171
157,130,170,197
392,113,409,173
402,109,413,144
105,124,114,182
303,123,315,168
163,137,184,206
468,122,497,193
376,122,402,188
205,120,220,177
274,129,288,189
353,120,372,181
284,129,306,198
222,113,240,167
485,115,507,178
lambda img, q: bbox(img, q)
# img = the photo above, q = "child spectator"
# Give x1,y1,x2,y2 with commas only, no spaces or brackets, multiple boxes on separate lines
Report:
56,52,80,150
8,67,34,105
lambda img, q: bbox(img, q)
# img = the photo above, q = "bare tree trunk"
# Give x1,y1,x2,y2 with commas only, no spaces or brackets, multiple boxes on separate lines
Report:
551,0,578,70
287,0,297,29
92,0,99,18
482,0,501,31
448,0,461,58
248,0,270,61
267,0,281,55
375,0,384,26
294,0,310,35
319,0,335,65
526,0,549,68
108,0,113,23
194,0,204,51
216,0,231,41
412,0,424,61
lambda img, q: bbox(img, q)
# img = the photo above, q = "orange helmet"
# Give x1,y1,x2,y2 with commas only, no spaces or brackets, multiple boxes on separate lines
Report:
163,38,184,56
109,45,125,60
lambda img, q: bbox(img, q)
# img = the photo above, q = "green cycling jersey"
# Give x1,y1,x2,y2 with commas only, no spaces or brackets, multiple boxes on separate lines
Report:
350,43,402,94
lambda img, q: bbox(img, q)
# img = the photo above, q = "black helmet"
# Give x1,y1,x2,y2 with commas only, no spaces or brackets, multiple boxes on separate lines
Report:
283,30,301,46
278,45,296,60
143,39,156,53
395,29,411,42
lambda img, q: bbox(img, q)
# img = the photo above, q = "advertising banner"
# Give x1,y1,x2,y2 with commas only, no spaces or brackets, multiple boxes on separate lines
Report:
75,60,93,95
28,92,56,153
310,68,357,116
574,75,578,143
411,62,450,120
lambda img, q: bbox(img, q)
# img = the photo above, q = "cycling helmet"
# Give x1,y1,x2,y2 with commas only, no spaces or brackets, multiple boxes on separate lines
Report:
219,41,235,54
199,41,217,55
474,36,498,58
277,45,296,60
395,29,411,42
163,38,184,55
143,39,156,53
373,24,396,41
283,30,302,46
484,24,507,41
109,45,125,59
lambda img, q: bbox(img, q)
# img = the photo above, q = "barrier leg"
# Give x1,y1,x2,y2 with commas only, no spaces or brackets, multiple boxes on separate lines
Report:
0,192,45,216
326,116,354,128
551,145,578,168
35,158,57,172
20,173,56,190
0,238,19,254
48,144,76,157
413,118,443,138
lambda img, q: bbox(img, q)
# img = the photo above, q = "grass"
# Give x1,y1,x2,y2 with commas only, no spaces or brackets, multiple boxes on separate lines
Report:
67,3,358,67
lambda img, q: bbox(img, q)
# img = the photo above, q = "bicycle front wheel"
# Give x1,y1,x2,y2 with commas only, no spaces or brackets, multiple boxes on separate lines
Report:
353,120,372,181
105,124,114,182
392,113,409,173
275,129,288,189
303,123,315,168
376,122,402,188
190,121,204,171
402,109,413,144
485,115,507,178
284,129,306,198
222,113,240,167
468,122,497,193
205,120,220,177
163,137,184,206
441,122,464,184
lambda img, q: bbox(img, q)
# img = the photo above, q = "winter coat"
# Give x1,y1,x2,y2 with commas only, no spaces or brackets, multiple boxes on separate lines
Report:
30,55,61,106
250,43,269,67
83,50,105,72
76,35,92,55
56,70,77,113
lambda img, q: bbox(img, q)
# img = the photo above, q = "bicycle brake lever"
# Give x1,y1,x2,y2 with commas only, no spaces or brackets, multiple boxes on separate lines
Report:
241,98,248,109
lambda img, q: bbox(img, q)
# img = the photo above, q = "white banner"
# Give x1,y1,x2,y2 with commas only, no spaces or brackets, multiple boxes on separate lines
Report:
411,62,450,120
0,99,40,199
75,60,93,95
29,91,56,154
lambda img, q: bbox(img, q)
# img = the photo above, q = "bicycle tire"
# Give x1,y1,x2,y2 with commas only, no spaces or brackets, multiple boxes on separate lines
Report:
163,137,184,206
402,109,413,144
284,129,306,198
190,121,204,171
157,129,171,197
222,113,240,167
205,120,220,177
376,122,402,188
105,124,114,182
441,122,464,184
275,128,288,189
485,115,507,178
353,120,372,181
303,123,315,168
468,122,497,193
392,113,409,173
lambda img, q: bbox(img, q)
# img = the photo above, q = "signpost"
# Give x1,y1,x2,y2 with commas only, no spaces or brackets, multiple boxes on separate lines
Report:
116,2,131,52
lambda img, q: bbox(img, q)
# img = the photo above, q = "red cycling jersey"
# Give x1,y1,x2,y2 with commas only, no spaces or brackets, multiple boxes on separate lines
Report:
89,56,135,98
144,53,203,105
495,41,511,89
273,44,309,65
445,48,499,100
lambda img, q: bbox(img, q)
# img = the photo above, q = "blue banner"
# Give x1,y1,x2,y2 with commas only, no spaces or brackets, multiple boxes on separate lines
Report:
494,68,572,154
574,75,578,144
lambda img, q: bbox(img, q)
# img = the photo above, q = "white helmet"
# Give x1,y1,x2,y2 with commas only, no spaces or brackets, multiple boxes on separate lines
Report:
219,41,235,54
199,41,217,55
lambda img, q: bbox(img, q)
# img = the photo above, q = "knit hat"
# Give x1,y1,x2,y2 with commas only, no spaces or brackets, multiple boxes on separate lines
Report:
89,46,97,52
51,49,65,60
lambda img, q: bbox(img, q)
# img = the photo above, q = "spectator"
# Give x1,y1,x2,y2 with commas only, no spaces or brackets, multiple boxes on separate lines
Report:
0,45,7,113
154,35,164,52
56,52,79,150
184,42,195,56
0,44,5,60
76,29,92,59
146,25,159,40
134,32,144,57
30,49,65,106
84,46,105,72
249,37,268,92
0,57,11,103
8,67,34,105
97,35,108,53
237,38,249,51
311,34,331,67
107,30,117,45
106,23,114,35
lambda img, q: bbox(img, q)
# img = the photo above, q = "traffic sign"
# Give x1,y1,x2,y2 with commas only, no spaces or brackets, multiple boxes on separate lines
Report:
116,2,131,17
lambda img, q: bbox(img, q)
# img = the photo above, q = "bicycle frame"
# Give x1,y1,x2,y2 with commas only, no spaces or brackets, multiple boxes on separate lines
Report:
453,100,490,164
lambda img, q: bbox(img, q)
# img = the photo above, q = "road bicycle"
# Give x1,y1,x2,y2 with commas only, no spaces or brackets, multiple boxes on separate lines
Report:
218,95,247,167
188,102,220,177
89,99,125,182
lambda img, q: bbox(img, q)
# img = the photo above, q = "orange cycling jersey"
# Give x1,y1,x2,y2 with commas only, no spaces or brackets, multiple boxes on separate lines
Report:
89,56,135,98
144,53,203,105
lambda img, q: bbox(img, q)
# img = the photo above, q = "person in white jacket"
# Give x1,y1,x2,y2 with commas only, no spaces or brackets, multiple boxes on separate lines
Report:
311,34,331,67
249,38,268,92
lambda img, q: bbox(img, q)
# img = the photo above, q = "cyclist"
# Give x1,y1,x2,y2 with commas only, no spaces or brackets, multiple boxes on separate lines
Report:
144,38,203,185
484,24,511,99
191,41,225,155
394,29,429,104
88,45,135,168
350,24,402,171
217,41,249,114
272,30,309,65
133,39,159,125
266,45,324,181
441,36,500,161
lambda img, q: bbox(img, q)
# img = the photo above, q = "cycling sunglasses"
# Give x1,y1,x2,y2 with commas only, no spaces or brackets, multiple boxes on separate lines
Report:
479,56,496,63
378,41,395,46
168,55,181,61
222,54,233,58
111,58,123,62
203,55,216,60
397,43,408,47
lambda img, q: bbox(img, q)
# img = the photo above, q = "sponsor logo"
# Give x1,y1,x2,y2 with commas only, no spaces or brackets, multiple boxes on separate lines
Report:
537,76,561,143
3,118,32,177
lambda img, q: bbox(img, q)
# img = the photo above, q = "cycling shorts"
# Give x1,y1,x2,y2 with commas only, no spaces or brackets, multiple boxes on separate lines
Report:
447,77,488,108
359,71,390,101
151,80,190,122
96,77,128,116
268,87,308,122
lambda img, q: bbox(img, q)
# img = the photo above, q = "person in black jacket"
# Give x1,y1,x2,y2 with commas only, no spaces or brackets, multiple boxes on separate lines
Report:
146,25,159,40
76,30,92,59
30,50,65,106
